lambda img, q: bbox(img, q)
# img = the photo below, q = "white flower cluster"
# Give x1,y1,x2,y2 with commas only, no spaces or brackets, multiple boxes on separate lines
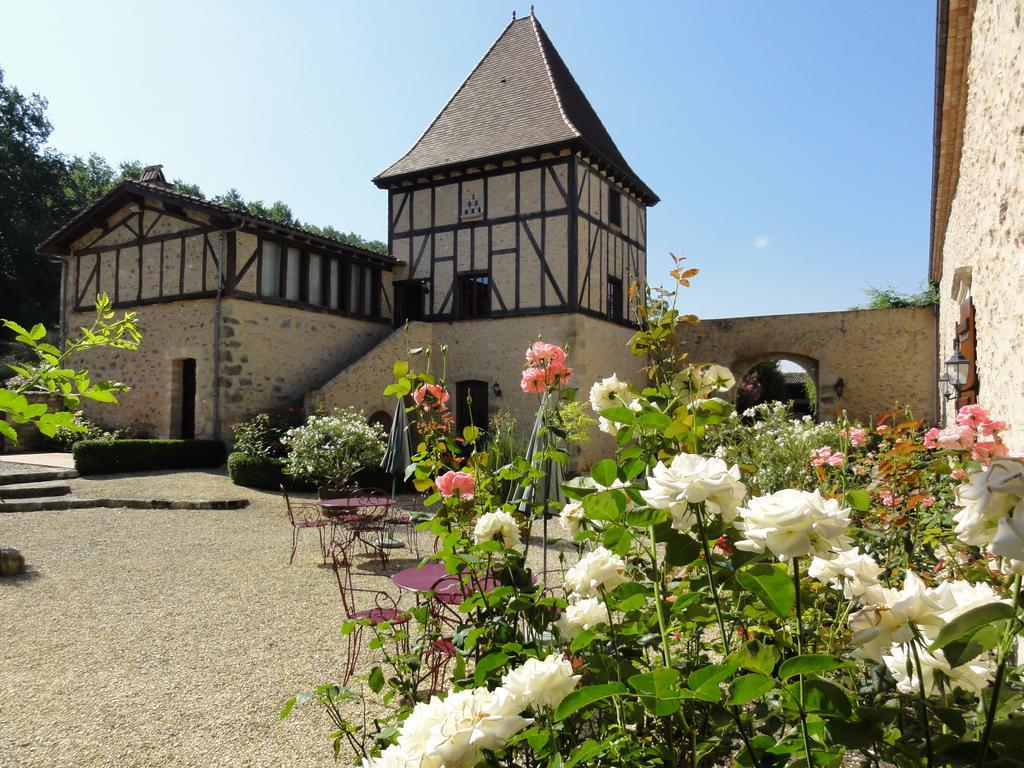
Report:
845,569,1005,696
588,373,642,435
473,511,521,549
641,453,746,532
734,489,852,561
363,655,579,768
552,545,626,640
557,477,632,537
953,459,1024,568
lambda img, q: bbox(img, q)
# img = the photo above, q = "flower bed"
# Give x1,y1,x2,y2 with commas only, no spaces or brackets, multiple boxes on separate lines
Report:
287,266,1024,768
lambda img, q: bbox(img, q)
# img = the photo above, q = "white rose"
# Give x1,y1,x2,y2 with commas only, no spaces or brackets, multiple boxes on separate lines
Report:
640,453,747,532
953,459,1024,546
589,374,632,414
501,654,580,711
361,743,417,768
807,547,882,599
474,511,521,549
564,546,627,598
735,489,852,561
929,578,1008,629
395,688,531,768
882,644,990,696
554,596,610,639
559,500,585,536
990,512,1024,566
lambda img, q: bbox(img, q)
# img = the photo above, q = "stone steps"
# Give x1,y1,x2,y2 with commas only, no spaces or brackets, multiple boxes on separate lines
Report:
0,468,78,486
0,497,249,513
0,481,72,500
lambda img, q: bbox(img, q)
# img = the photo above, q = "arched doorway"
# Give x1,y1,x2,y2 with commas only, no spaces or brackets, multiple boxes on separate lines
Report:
734,354,819,419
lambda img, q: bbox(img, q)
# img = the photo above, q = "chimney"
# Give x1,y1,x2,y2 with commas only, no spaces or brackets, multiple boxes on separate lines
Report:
139,164,170,186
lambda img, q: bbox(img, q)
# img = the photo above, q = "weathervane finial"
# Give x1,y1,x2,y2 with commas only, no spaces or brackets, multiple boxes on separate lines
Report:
512,10,516,20
530,4,535,15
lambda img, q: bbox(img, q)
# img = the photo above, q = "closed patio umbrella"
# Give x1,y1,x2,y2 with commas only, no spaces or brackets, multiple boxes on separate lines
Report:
380,399,412,499
516,390,565,577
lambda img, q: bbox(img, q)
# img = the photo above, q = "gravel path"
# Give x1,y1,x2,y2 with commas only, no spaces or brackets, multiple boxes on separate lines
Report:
0,471,576,767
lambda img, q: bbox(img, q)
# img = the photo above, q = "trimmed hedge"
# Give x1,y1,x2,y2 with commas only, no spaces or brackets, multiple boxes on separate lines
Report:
73,439,226,476
227,452,285,490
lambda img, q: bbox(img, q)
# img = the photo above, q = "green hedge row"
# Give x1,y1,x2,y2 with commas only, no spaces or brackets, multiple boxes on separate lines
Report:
227,452,285,490
73,439,226,476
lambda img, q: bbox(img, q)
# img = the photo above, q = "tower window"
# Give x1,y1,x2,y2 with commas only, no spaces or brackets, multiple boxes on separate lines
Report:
607,276,623,322
458,273,490,319
608,189,622,228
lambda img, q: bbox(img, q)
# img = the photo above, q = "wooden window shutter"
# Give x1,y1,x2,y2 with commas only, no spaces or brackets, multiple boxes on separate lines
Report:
955,297,977,409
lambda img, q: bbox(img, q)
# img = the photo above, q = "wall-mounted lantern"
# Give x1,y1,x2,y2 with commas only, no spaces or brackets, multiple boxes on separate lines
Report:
944,347,971,394
492,381,502,397
938,373,956,401
834,377,845,399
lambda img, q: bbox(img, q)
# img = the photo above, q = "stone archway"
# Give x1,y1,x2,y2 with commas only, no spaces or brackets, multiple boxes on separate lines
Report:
730,353,820,418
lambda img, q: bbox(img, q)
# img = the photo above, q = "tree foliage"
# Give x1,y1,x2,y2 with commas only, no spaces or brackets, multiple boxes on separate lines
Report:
860,282,939,309
0,66,385,330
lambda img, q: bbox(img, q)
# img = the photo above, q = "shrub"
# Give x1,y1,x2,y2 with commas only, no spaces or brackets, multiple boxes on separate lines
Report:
227,452,284,489
231,411,295,459
50,411,120,450
281,408,386,487
73,439,226,475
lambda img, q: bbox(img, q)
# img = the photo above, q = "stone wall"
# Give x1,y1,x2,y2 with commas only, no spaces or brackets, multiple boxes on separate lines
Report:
66,297,391,439
937,0,1024,452
680,307,938,425
308,314,643,468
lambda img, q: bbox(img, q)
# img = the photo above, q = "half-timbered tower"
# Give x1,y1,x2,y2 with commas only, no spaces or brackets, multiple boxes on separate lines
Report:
376,11,658,326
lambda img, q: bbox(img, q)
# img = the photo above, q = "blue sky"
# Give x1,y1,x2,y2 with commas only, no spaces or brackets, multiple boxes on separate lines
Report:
1,1,936,319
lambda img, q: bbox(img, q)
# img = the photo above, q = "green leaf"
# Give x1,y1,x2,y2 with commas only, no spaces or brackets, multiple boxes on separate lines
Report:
686,663,736,702
564,739,607,768
625,507,667,527
474,652,508,685
736,563,796,619
582,491,623,522
662,528,701,567
368,666,385,693
600,406,636,424
778,654,853,680
727,673,776,705
845,489,871,512
0,420,18,443
393,360,409,378
731,642,779,676
554,683,627,721
81,388,118,403
590,459,618,488
789,679,852,718
929,602,1015,667
628,667,680,699
635,410,671,430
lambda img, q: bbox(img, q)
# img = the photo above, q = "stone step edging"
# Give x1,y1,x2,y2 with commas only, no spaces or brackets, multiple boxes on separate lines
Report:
0,497,250,513
0,469,79,486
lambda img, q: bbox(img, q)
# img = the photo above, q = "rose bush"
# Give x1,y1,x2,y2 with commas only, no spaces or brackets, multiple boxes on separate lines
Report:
287,264,1024,768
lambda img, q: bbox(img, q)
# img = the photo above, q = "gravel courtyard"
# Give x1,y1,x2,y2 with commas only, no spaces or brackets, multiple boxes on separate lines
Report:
0,468,575,767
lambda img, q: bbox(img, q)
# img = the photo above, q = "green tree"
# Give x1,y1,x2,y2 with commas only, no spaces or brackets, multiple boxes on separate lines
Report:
860,282,939,309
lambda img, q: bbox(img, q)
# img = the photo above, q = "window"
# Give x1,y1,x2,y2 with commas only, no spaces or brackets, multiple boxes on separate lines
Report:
285,247,302,301
350,263,362,314
608,188,622,228
308,254,323,305
607,276,623,322
259,241,282,297
458,274,489,319
329,260,341,309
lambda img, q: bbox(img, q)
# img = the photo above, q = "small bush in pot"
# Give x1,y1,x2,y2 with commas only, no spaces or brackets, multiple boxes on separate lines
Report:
281,407,386,488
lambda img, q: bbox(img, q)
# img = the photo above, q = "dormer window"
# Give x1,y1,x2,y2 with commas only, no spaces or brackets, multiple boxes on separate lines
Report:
608,189,622,228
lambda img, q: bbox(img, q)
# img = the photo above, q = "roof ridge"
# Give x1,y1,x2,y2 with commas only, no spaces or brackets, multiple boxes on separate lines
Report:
529,14,580,138
373,17,518,181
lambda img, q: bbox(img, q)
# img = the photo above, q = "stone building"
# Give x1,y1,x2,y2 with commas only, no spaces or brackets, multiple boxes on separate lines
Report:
39,11,659,464
931,0,1024,451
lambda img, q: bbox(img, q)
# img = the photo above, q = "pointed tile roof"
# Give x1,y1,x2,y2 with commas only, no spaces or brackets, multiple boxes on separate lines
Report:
375,14,657,204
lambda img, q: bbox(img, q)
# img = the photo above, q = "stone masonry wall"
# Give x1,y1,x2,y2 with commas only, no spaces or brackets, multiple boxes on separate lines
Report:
938,0,1024,452
680,307,938,425
67,297,391,439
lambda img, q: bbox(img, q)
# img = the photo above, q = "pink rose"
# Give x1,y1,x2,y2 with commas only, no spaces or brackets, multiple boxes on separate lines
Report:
972,437,1009,463
810,446,844,468
520,364,573,393
951,468,967,480
412,383,449,410
525,341,568,369
880,489,899,507
920,496,935,507
841,427,868,447
436,470,475,499
956,404,990,430
924,424,974,450
978,418,1007,436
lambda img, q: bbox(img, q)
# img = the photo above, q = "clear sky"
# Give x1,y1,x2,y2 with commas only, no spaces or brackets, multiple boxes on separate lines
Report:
1,1,937,319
